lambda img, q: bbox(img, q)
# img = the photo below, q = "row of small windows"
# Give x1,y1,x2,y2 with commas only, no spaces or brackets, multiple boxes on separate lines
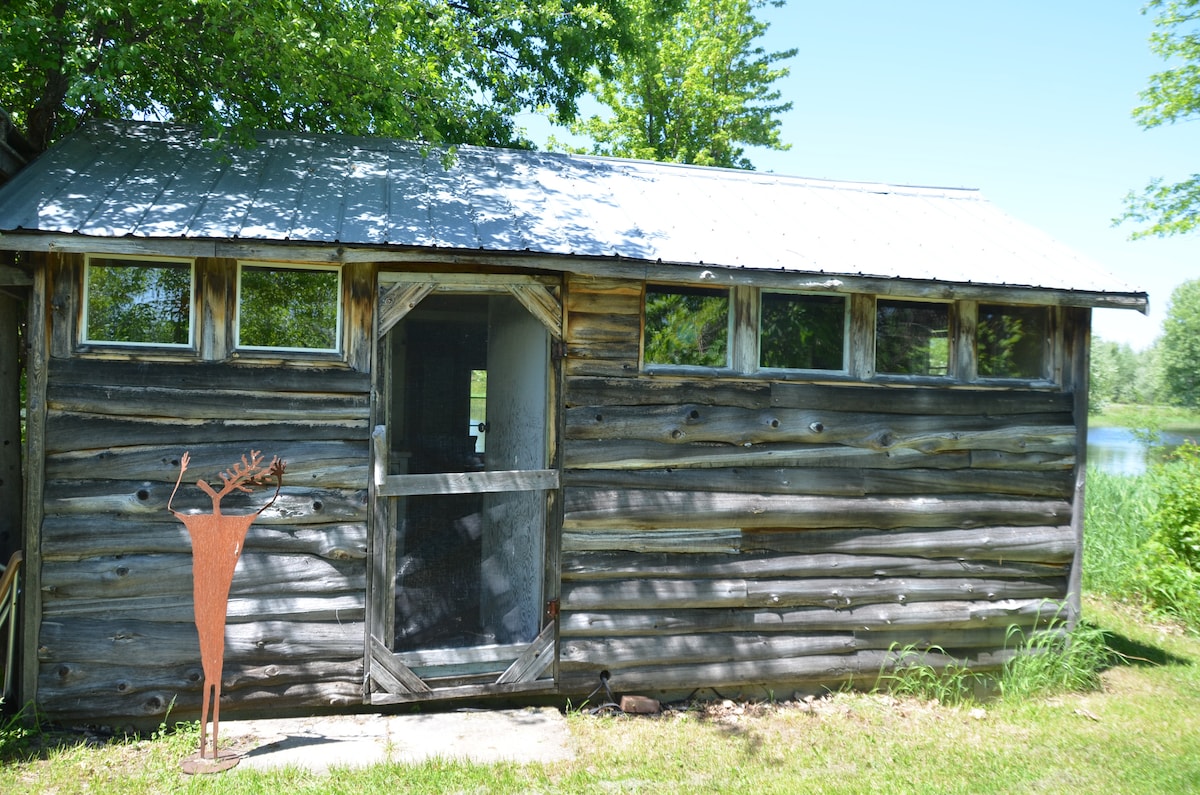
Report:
81,257,1050,381
82,256,342,353
644,285,1051,381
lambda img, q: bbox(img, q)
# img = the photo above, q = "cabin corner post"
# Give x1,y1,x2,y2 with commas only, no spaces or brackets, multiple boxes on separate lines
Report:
20,256,49,708
1066,307,1091,628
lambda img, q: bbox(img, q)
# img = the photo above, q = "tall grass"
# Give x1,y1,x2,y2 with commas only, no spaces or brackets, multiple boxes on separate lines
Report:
998,620,1110,700
875,617,1112,707
1083,469,1156,596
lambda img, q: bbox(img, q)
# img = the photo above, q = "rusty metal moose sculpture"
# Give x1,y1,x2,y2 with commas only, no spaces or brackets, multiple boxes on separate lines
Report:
168,450,285,771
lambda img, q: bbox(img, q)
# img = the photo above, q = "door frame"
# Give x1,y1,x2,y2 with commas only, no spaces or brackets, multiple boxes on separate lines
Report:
364,271,564,705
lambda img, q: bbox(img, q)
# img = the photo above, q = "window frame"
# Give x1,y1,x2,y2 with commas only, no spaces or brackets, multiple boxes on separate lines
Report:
973,302,1057,384
80,254,197,350
234,261,344,355
639,284,1062,388
641,282,734,374
872,296,956,381
757,290,850,376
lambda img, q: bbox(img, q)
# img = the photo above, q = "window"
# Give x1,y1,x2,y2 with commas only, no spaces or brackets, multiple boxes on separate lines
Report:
977,304,1049,379
469,368,487,454
760,292,846,371
82,256,193,346
236,263,341,352
876,299,950,376
644,285,729,367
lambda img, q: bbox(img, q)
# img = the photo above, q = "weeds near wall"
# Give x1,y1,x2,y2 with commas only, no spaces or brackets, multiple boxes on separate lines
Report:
0,703,41,760
875,618,1111,706
873,644,986,706
998,620,1111,701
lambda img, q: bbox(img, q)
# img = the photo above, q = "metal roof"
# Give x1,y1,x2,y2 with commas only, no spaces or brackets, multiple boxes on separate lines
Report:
0,120,1146,304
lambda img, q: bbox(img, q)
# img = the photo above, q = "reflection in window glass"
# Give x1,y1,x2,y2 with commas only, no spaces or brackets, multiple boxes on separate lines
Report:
83,257,192,346
760,293,846,370
644,285,729,367
977,304,1048,379
238,264,340,350
876,299,950,376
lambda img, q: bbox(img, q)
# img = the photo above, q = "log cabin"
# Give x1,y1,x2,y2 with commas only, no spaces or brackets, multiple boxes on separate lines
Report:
0,120,1147,723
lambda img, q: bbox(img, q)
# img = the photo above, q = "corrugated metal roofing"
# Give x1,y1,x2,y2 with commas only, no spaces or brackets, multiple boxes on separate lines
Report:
0,120,1146,302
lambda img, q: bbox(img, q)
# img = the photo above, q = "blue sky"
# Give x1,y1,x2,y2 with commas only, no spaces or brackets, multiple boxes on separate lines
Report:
521,1,1196,350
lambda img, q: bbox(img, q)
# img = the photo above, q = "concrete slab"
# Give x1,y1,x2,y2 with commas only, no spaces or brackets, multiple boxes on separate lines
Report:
215,707,574,773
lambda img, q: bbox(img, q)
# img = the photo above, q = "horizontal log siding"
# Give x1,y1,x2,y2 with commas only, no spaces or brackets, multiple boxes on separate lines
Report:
559,275,1077,698
36,357,369,721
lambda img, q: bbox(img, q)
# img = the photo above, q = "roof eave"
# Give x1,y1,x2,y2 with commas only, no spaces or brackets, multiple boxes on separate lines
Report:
0,230,1150,313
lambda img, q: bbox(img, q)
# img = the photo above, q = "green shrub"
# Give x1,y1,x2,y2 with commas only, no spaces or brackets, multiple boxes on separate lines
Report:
1136,441,1200,628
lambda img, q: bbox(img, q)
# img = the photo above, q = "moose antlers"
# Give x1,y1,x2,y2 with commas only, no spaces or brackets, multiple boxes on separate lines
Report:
168,450,287,517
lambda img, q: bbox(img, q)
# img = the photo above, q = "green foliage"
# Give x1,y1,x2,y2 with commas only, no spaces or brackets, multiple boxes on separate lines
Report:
759,293,845,370
1119,0,1200,237
569,0,795,169
84,261,191,345
238,266,339,349
643,286,729,366
0,0,663,152
1090,337,1157,409
1136,441,1200,626
0,704,42,761
1160,279,1200,408
976,304,1047,379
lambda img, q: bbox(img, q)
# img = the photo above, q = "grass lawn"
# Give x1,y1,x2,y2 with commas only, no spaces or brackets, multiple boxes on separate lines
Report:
2,596,1197,794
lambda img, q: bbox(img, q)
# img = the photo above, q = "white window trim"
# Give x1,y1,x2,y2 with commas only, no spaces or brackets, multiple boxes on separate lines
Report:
235,261,343,354
81,254,196,348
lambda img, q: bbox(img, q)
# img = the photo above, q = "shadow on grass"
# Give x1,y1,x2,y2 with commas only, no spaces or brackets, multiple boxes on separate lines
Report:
1095,625,1194,669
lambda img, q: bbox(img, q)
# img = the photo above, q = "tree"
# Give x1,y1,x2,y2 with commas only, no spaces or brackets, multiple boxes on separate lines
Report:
1160,279,1200,407
1119,0,1200,237
568,0,795,169
1090,338,1142,410
0,0,663,154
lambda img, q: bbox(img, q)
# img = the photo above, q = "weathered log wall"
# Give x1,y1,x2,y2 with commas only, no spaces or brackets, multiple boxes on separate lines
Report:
36,355,370,722
29,260,1088,719
558,275,1079,698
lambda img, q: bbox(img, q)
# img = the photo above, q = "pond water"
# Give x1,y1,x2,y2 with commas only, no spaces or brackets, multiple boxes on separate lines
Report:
1087,426,1200,476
